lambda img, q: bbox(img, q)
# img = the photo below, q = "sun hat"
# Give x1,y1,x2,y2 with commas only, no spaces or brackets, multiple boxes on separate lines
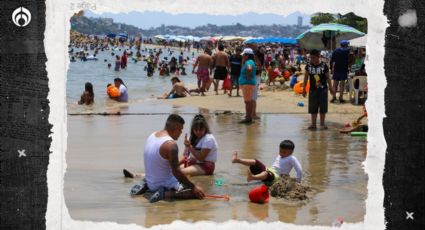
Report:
241,48,254,55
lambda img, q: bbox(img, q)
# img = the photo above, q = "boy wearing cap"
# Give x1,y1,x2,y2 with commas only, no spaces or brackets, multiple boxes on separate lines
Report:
231,140,302,186
330,40,353,103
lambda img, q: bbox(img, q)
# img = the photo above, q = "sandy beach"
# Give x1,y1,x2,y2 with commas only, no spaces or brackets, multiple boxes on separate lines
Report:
165,85,366,126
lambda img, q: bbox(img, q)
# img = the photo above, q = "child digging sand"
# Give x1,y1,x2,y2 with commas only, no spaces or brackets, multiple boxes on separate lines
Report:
232,140,302,187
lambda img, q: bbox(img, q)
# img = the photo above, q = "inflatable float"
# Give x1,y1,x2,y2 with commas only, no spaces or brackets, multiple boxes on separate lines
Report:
293,81,310,94
107,85,120,98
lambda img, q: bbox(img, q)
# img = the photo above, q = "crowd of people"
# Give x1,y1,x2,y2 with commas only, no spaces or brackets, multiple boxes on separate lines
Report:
71,34,367,203
73,35,366,129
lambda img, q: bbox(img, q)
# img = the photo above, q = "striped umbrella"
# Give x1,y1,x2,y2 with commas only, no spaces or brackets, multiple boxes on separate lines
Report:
296,23,365,50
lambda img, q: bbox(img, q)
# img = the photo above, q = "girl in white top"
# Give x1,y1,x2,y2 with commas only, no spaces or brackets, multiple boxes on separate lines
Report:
181,114,218,176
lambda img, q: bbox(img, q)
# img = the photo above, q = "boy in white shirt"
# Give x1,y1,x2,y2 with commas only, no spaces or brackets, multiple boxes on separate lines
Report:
232,140,302,187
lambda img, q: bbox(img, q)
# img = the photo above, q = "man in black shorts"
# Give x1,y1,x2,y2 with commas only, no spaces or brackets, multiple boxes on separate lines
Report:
302,49,334,130
212,44,230,95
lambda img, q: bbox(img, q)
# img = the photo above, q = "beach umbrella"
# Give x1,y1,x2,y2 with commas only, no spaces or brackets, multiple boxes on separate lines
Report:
211,36,222,42
118,32,128,38
200,36,212,41
349,35,367,48
106,33,116,38
183,35,195,41
221,36,245,41
173,37,186,42
296,23,365,50
154,35,165,40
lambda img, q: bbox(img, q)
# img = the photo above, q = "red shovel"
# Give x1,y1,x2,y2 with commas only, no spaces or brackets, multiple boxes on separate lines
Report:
205,194,230,201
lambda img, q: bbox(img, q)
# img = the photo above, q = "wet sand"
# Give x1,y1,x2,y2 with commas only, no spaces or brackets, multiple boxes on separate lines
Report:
165,87,366,125
65,105,367,227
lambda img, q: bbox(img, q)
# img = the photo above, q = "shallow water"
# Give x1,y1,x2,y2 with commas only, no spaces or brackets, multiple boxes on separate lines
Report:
65,106,367,227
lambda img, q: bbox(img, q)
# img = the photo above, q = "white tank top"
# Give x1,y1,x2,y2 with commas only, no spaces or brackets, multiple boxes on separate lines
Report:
144,132,178,191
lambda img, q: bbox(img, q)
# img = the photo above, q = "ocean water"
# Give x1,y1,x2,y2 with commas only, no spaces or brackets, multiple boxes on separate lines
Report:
67,46,200,114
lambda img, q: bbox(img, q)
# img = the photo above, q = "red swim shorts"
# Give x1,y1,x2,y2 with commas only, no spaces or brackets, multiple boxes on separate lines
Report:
197,68,210,83
187,158,215,175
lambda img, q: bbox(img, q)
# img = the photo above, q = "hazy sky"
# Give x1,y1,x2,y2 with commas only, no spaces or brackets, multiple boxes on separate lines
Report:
85,11,311,29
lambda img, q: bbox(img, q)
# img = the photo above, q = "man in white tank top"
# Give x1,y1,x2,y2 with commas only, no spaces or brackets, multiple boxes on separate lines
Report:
144,114,205,203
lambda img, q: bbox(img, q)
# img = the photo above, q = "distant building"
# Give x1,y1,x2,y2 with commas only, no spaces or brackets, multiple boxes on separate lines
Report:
297,16,303,27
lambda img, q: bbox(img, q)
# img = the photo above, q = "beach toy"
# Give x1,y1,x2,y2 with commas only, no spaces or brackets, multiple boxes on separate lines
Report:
351,132,367,136
293,81,310,94
214,178,225,187
205,194,230,201
107,85,120,98
248,185,269,204
297,102,304,107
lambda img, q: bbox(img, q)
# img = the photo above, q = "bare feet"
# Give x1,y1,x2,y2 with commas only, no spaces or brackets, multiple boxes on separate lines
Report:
231,151,239,163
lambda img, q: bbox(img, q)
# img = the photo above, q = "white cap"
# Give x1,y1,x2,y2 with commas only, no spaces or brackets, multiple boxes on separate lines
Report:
241,48,254,55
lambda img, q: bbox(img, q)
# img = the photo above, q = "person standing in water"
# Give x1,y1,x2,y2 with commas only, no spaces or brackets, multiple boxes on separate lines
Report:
238,48,256,124
110,78,128,102
252,48,264,120
78,82,94,105
121,51,128,69
114,55,121,72
302,49,334,130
